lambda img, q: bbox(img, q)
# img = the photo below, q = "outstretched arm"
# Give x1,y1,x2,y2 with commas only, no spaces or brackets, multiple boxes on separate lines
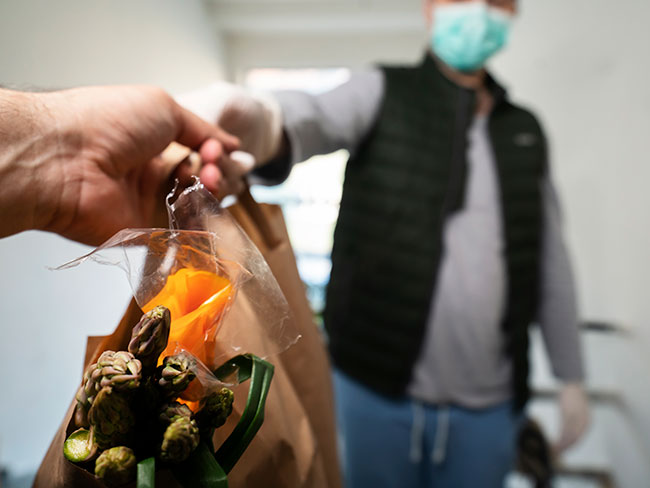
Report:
538,177,590,453
0,85,238,245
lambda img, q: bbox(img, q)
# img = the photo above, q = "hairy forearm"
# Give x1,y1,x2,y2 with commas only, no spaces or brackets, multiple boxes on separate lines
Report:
1,84,238,245
0,88,80,237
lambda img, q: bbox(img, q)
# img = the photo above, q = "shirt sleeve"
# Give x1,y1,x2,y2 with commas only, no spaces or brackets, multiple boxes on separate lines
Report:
538,177,586,382
251,69,384,185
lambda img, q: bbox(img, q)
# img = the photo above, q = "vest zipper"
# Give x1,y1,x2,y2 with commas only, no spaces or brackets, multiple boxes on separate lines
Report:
440,87,473,218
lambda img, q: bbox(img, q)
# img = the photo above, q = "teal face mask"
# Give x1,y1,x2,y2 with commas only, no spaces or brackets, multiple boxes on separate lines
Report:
430,3,513,73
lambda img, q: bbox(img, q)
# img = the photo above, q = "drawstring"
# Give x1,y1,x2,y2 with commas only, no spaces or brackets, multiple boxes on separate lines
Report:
409,402,426,464
431,406,450,465
410,403,452,466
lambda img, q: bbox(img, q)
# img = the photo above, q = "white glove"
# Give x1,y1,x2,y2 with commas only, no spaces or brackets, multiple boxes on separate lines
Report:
176,82,284,167
554,382,590,454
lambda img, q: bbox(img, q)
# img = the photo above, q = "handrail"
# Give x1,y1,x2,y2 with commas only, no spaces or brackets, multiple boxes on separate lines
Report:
532,387,625,409
581,321,630,336
554,466,615,488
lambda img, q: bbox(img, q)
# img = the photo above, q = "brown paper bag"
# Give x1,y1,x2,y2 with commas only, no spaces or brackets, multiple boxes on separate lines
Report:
34,189,342,488
225,190,342,488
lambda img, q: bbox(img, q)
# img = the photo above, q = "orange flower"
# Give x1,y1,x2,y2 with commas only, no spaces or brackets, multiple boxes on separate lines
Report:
143,268,234,367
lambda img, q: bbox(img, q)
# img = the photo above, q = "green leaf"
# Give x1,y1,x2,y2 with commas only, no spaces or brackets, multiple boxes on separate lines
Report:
213,354,254,384
214,355,274,474
172,442,228,488
136,457,155,488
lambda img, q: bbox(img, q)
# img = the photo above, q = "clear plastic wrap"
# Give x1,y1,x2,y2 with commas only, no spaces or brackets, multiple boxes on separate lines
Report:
57,179,300,369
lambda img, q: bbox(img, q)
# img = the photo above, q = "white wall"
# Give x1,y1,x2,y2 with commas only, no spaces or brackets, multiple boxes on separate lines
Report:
0,0,225,479
208,0,425,79
0,0,226,92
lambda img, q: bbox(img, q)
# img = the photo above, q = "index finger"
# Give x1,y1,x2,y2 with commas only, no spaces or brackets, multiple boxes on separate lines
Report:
171,101,240,153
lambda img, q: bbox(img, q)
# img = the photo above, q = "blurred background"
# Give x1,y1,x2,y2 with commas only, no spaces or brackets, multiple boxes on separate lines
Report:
0,0,649,487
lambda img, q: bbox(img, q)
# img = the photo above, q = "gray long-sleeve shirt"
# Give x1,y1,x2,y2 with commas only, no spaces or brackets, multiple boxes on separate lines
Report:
273,70,584,407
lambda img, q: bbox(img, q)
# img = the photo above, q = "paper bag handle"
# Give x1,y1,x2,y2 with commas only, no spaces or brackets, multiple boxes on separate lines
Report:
236,184,283,250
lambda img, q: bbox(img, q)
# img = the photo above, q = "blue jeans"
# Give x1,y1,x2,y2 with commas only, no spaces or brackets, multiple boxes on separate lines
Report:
333,369,521,488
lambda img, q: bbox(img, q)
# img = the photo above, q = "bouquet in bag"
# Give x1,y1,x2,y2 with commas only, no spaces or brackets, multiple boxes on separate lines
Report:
65,310,234,484
48,179,299,487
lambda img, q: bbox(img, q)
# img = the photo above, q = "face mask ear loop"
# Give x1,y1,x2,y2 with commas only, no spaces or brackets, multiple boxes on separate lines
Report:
409,402,426,464
431,406,450,465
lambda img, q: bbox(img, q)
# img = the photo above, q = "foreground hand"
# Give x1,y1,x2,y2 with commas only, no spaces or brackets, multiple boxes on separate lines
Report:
554,382,590,454
0,85,239,245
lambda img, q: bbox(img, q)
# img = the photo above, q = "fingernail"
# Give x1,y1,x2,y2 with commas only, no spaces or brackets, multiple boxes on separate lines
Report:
230,151,256,171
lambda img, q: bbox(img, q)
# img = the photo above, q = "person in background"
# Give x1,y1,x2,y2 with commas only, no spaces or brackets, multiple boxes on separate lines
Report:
180,0,590,486
0,85,239,245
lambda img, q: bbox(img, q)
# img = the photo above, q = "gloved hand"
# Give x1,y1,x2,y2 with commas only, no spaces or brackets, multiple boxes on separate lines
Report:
554,382,590,454
176,82,284,169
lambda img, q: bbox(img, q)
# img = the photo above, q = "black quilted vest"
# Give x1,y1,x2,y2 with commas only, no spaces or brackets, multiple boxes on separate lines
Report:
324,54,547,409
